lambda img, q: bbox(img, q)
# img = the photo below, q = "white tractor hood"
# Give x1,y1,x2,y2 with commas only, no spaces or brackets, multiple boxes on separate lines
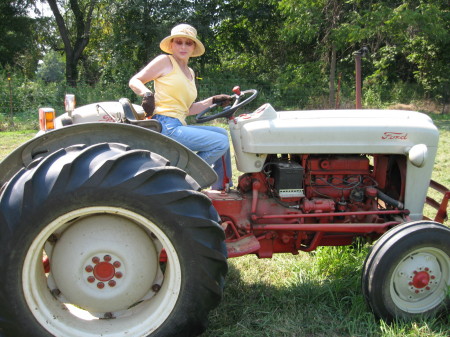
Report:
230,103,439,154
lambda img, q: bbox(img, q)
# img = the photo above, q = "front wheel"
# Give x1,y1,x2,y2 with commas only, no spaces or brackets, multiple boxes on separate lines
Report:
0,143,227,337
362,221,450,321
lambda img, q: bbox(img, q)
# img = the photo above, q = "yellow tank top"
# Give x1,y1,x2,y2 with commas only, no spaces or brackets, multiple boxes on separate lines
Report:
153,55,197,124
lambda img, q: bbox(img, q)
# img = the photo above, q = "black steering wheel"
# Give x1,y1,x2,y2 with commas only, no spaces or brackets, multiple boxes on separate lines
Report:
195,88,258,123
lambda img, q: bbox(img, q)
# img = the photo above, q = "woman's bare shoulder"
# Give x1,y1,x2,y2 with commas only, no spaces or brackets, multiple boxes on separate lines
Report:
135,54,172,80
150,54,173,75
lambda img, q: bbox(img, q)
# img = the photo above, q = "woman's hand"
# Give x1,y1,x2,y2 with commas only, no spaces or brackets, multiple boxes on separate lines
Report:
142,92,155,117
212,94,233,107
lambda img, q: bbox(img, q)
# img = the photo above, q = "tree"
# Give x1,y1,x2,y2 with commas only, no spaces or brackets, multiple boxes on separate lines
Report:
279,0,359,108
93,0,224,88
46,0,97,86
36,50,65,82
337,0,450,104
0,1,36,72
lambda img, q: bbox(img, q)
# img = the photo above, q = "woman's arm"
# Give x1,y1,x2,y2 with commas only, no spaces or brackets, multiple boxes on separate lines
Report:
129,55,172,96
188,97,214,115
189,94,233,115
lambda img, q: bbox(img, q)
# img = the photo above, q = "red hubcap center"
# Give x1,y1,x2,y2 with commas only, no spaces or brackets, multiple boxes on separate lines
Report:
412,271,430,289
93,262,116,281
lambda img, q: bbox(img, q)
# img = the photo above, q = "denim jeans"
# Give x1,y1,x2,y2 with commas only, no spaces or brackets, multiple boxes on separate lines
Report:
153,114,233,189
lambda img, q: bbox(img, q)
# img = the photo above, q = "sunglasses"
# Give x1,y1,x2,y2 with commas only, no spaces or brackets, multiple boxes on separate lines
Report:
172,39,195,47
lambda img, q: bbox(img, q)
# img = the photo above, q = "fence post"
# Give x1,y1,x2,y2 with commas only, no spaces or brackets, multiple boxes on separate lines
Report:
7,73,15,127
354,52,362,109
353,46,369,110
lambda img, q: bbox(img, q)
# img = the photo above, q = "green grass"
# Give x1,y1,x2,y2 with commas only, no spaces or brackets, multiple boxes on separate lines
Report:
0,130,36,159
204,249,449,337
0,115,449,337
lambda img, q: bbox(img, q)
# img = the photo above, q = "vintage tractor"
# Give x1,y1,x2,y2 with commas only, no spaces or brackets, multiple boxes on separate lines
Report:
0,88,449,337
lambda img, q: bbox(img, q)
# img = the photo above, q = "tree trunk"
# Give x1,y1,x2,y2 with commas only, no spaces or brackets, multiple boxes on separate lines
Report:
46,0,95,87
329,44,336,109
65,54,78,87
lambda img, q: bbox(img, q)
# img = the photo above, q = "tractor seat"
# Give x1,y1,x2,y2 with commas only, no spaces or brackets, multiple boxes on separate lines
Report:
119,98,162,133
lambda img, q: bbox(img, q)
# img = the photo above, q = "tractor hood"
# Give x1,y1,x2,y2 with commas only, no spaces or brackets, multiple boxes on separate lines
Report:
231,104,439,154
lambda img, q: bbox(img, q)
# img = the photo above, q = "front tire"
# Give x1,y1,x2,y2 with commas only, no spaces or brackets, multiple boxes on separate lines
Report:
0,143,227,337
362,221,450,321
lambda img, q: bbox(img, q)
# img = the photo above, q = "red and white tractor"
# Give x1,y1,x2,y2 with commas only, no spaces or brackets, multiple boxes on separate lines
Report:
0,88,448,336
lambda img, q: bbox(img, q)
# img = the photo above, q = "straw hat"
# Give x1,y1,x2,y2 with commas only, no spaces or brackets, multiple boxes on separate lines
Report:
160,24,205,57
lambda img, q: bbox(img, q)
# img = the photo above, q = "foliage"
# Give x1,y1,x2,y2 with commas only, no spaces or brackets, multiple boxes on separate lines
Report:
278,0,450,107
1,0,449,114
0,1,39,76
36,50,65,82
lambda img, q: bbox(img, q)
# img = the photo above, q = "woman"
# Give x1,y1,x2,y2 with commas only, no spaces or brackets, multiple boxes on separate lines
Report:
129,23,233,190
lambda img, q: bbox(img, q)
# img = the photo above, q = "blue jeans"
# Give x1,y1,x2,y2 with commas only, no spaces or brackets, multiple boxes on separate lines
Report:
153,114,232,189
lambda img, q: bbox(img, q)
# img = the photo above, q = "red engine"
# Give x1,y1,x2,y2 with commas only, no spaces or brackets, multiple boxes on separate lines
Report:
204,154,408,258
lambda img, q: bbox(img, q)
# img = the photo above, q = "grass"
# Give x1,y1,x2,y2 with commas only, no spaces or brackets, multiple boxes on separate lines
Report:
0,129,36,159
424,119,450,224
204,249,449,337
0,114,449,337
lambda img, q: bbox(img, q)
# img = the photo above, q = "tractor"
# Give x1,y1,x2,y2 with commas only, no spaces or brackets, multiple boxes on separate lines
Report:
0,87,449,336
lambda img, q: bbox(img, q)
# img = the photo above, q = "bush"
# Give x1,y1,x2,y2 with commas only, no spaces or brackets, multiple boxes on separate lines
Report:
1,66,444,132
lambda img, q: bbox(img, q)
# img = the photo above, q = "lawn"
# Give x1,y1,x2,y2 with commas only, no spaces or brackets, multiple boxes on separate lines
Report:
0,130,36,160
0,117,449,337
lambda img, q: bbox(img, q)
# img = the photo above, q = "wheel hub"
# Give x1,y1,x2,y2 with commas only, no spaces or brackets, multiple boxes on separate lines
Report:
93,261,115,281
84,254,123,289
411,270,431,289
50,214,158,313
393,251,442,302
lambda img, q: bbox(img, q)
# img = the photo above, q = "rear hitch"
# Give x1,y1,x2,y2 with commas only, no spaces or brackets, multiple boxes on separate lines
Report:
425,179,449,223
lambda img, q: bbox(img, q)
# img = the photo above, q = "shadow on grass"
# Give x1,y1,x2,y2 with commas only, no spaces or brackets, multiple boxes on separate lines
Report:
203,257,449,337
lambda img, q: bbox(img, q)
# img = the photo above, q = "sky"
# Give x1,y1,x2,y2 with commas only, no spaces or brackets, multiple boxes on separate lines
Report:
27,1,53,18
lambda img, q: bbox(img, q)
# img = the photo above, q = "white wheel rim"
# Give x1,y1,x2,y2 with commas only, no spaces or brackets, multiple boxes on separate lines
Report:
390,247,450,313
23,207,182,337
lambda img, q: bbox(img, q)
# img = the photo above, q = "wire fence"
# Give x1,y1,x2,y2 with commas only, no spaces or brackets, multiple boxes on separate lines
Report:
1,78,359,122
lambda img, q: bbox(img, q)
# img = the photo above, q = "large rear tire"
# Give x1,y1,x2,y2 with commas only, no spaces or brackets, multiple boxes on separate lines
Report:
0,143,227,337
362,221,450,321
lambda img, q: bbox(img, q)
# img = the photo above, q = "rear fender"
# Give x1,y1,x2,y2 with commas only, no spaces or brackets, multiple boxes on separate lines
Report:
0,123,217,189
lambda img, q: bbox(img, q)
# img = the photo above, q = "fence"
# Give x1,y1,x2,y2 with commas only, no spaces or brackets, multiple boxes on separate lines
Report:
1,71,363,127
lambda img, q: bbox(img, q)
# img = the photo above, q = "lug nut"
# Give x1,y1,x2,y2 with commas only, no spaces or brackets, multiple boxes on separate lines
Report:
104,312,113,319
51,288,61,297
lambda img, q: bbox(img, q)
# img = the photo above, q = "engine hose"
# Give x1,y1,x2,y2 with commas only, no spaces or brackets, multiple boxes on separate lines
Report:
376,189,404,209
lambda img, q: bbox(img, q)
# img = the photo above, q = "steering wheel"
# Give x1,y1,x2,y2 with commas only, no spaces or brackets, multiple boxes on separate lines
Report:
195,87,258,123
